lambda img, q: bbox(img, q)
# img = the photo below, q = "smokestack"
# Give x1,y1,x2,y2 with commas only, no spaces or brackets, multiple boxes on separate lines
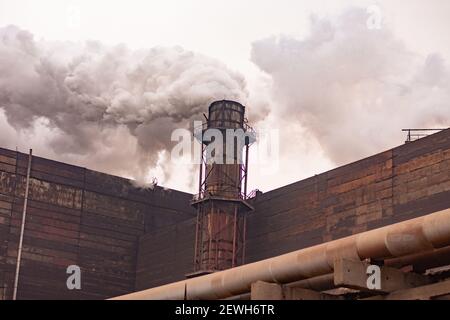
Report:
189,100,255,276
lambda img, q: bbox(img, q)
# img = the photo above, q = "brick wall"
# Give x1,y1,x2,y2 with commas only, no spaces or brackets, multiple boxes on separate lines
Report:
246,128,450,262
135,218,195,290
1,128,449,298
0,148,194,299
133,129,450,291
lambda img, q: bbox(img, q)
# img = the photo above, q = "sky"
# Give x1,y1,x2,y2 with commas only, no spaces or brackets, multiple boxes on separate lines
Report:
1,0,450,73
0,0,449,193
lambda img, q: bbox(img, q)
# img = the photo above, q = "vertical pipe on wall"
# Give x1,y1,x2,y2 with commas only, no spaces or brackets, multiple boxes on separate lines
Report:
243,144,249,199
194,144,204,270
198,145,203,195
12,149,32,300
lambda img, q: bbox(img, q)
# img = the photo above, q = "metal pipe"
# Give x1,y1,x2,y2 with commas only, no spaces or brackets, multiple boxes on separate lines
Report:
222,292,251,300
112,208,450,300
219,245,450,301
285,273,335,291
243,144,249,198
221,273,335,301
198,145,203,195
385,245,450,272
13,149,32,300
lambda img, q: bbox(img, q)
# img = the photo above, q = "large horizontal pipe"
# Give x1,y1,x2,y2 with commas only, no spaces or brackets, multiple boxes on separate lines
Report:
112,208,450,300
225,244,450,300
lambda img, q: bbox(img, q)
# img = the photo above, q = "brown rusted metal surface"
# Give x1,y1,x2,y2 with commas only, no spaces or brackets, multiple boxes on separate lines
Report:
1,128,450,299
385,245,450,272
0,147,195,300
135,128,450,293
192,100,254,273
112,208,450,300
246,128,450,264
286,273,335,292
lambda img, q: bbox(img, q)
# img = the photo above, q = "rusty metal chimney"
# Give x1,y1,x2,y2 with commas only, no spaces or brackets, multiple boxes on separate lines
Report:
189,100,255,276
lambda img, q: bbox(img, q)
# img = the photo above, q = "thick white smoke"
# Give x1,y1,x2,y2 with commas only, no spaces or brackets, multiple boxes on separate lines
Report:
2,7,449,193
0,25,248,186
251,8,450,165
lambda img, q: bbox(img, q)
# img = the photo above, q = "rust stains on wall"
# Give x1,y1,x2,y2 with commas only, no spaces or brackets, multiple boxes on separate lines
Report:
0,148,195,300
1,129,449,299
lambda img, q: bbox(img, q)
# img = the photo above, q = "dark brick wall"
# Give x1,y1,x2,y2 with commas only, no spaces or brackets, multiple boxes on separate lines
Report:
135,218,195,290
134,129,450,292
1,128,449,299
0,148,195,300
245,128,450,262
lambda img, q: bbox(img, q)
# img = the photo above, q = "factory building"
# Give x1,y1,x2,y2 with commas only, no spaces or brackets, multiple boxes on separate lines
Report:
1,101,449,300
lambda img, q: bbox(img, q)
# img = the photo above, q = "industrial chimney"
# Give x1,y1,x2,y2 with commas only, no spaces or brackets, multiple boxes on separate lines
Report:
189,100,255,276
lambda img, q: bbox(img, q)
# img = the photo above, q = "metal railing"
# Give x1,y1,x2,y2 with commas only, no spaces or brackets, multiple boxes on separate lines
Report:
247,189,260,199
194,119,256,138
402,128,447,143
192,189,248,202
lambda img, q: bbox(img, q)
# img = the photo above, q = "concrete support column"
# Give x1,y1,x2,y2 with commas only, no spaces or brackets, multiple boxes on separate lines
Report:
250,281,284,300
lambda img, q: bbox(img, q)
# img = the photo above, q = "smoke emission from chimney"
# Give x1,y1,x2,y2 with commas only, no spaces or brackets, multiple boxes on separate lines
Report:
251,7,450,165
0,25,249,186
1,6,449,192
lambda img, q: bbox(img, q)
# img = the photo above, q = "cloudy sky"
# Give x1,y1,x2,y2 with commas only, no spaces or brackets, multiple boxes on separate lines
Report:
0,0,449,193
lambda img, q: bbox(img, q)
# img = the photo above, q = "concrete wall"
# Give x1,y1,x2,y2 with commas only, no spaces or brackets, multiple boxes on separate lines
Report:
0,148,194,299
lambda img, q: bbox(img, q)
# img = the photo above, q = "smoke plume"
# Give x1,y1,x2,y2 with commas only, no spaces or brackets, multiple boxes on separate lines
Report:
2,7,449,193
0,25,247,186
251,8,450,165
